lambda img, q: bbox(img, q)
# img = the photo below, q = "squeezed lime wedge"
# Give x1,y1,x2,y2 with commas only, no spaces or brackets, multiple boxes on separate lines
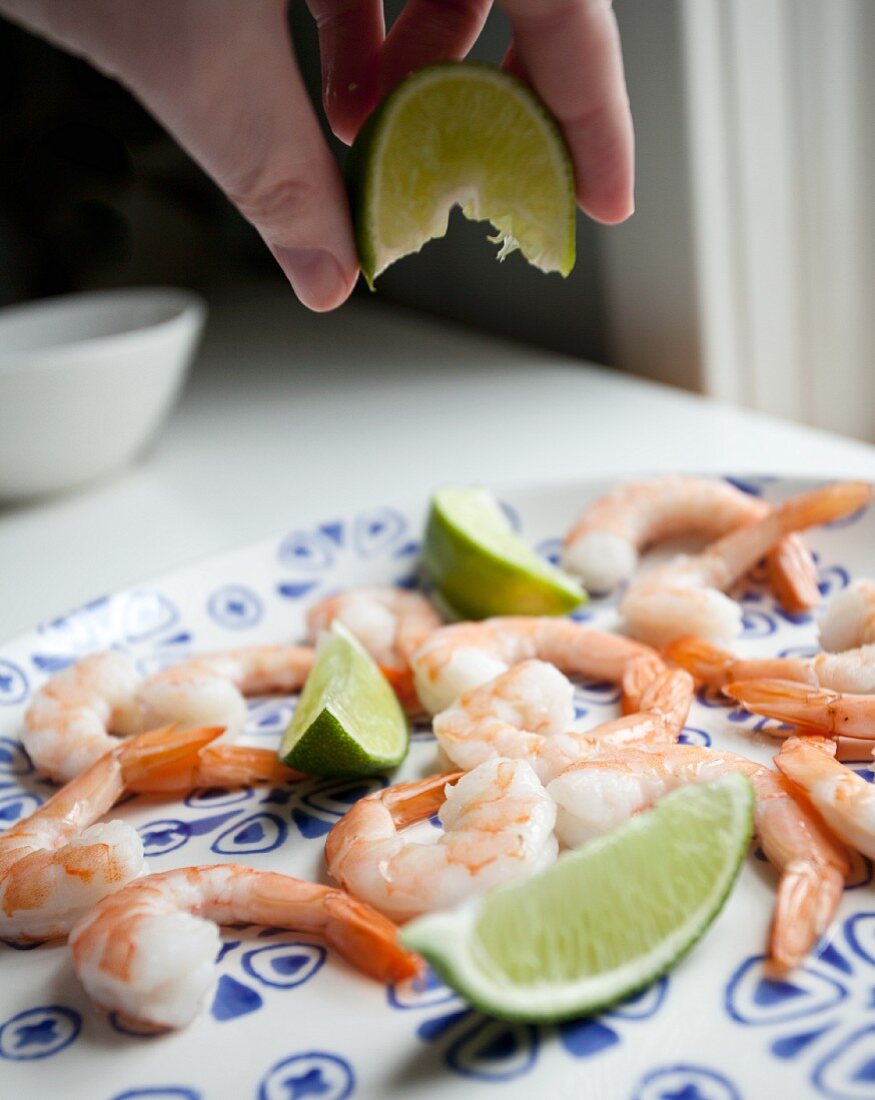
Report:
348,61,576,287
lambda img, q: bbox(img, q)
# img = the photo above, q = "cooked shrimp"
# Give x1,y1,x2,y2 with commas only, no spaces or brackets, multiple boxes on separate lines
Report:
123,737,302,793
667,635,875,695
561,476,819,612
0,724,223,942
23,645,314,783
819,579,875,651
411,616,665,715
70,864,421,1029
432,660,693,782
325,759,558,922
775,736,875,858
547,744,850,974
138,644,314,735
767,534,822,614
23,651,144,783
725,678,875,739
619,482,872,648
307,587,441,712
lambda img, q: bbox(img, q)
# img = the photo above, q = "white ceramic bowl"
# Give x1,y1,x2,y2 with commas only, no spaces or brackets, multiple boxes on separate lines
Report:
0,287,206,502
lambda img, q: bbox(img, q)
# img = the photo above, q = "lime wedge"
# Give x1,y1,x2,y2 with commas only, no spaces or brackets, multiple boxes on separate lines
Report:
348,61,576,287
402,775,753,1022
423,485,585,619
279,622,409,776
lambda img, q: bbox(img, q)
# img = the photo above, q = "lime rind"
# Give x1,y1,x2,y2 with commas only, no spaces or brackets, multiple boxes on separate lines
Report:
279,621,409,777
424,485,585,619
402,776,754,1022
347,62,576,288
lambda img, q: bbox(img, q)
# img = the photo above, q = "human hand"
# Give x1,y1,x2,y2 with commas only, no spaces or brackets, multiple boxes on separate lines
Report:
2,0,632,312
317,0,634,225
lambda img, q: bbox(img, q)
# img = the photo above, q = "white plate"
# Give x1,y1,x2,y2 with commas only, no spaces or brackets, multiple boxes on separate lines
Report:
0,476,872,1100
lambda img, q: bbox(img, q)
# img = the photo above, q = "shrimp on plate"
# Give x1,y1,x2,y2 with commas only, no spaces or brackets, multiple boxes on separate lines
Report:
819,578,875,652
139,644,313,733
546,744,850,975
2,722,301,943
619,482,872,648
561,475,820,612
22,651,144,783
24,644,314,783
70,864,422,1030
411,616,666,715
432,659,693,782
775,736,875,859
725,678,875,740
325,758,558,921
0,724,222,942
667,635,875,696
307,586,442,712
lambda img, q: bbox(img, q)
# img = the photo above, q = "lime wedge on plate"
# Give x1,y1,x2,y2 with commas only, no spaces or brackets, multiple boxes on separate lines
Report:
423,485,585,619
403,775,754,1022
279,622,408,776
348,61,576,287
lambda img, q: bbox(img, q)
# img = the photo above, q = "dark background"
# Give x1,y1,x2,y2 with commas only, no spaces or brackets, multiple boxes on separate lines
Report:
0,3,617,362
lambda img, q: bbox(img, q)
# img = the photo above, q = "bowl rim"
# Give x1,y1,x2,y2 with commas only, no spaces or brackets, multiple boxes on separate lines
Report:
0,286,207,373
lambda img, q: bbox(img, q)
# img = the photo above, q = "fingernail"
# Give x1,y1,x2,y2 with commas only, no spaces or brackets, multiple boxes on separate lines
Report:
274,246,350,311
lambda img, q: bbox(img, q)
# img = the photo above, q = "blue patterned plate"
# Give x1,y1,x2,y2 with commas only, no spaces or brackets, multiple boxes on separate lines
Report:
0,476,872,1100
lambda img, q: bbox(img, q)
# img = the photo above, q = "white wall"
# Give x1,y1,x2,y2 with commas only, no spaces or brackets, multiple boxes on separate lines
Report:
604,0,875,444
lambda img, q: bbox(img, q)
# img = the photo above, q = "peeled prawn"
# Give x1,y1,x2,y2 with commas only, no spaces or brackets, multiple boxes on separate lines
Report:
619,482,872,648
307,586,441,712
432,659,693,782
561,475,819,612
546,744,850,974
0,724,223,942
767,533,822,615
411,616,665,715
819,579,875,652
70,864,421,1029
776,736,875,858
24,644,314,783
140,644,313,731
325,758,558,921
23,651,144,784
667,635,875,695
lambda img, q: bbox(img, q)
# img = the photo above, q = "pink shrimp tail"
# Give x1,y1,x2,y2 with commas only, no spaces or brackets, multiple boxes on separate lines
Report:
321,890,424,982
766,860,845,977
665,636,734,687
725,679,845,734
620,654,667,714
381,664,425,716
766,535,821,613
776,734,837,763
711,482,872,585
119,724,225,790
325,771,461,869
195,745,303,788
776,481,873,531
638,667,695,734
379,771,463,829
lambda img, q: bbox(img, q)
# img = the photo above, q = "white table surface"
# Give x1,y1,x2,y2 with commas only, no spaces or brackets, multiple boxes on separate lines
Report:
2,282,874,642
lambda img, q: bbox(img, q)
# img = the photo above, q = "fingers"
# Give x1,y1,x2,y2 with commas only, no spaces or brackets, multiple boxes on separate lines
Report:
377,0,493,101
308,0,494,138
37,1,359,310
164,8,360,309
499,0,634,222
304,0,385,144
